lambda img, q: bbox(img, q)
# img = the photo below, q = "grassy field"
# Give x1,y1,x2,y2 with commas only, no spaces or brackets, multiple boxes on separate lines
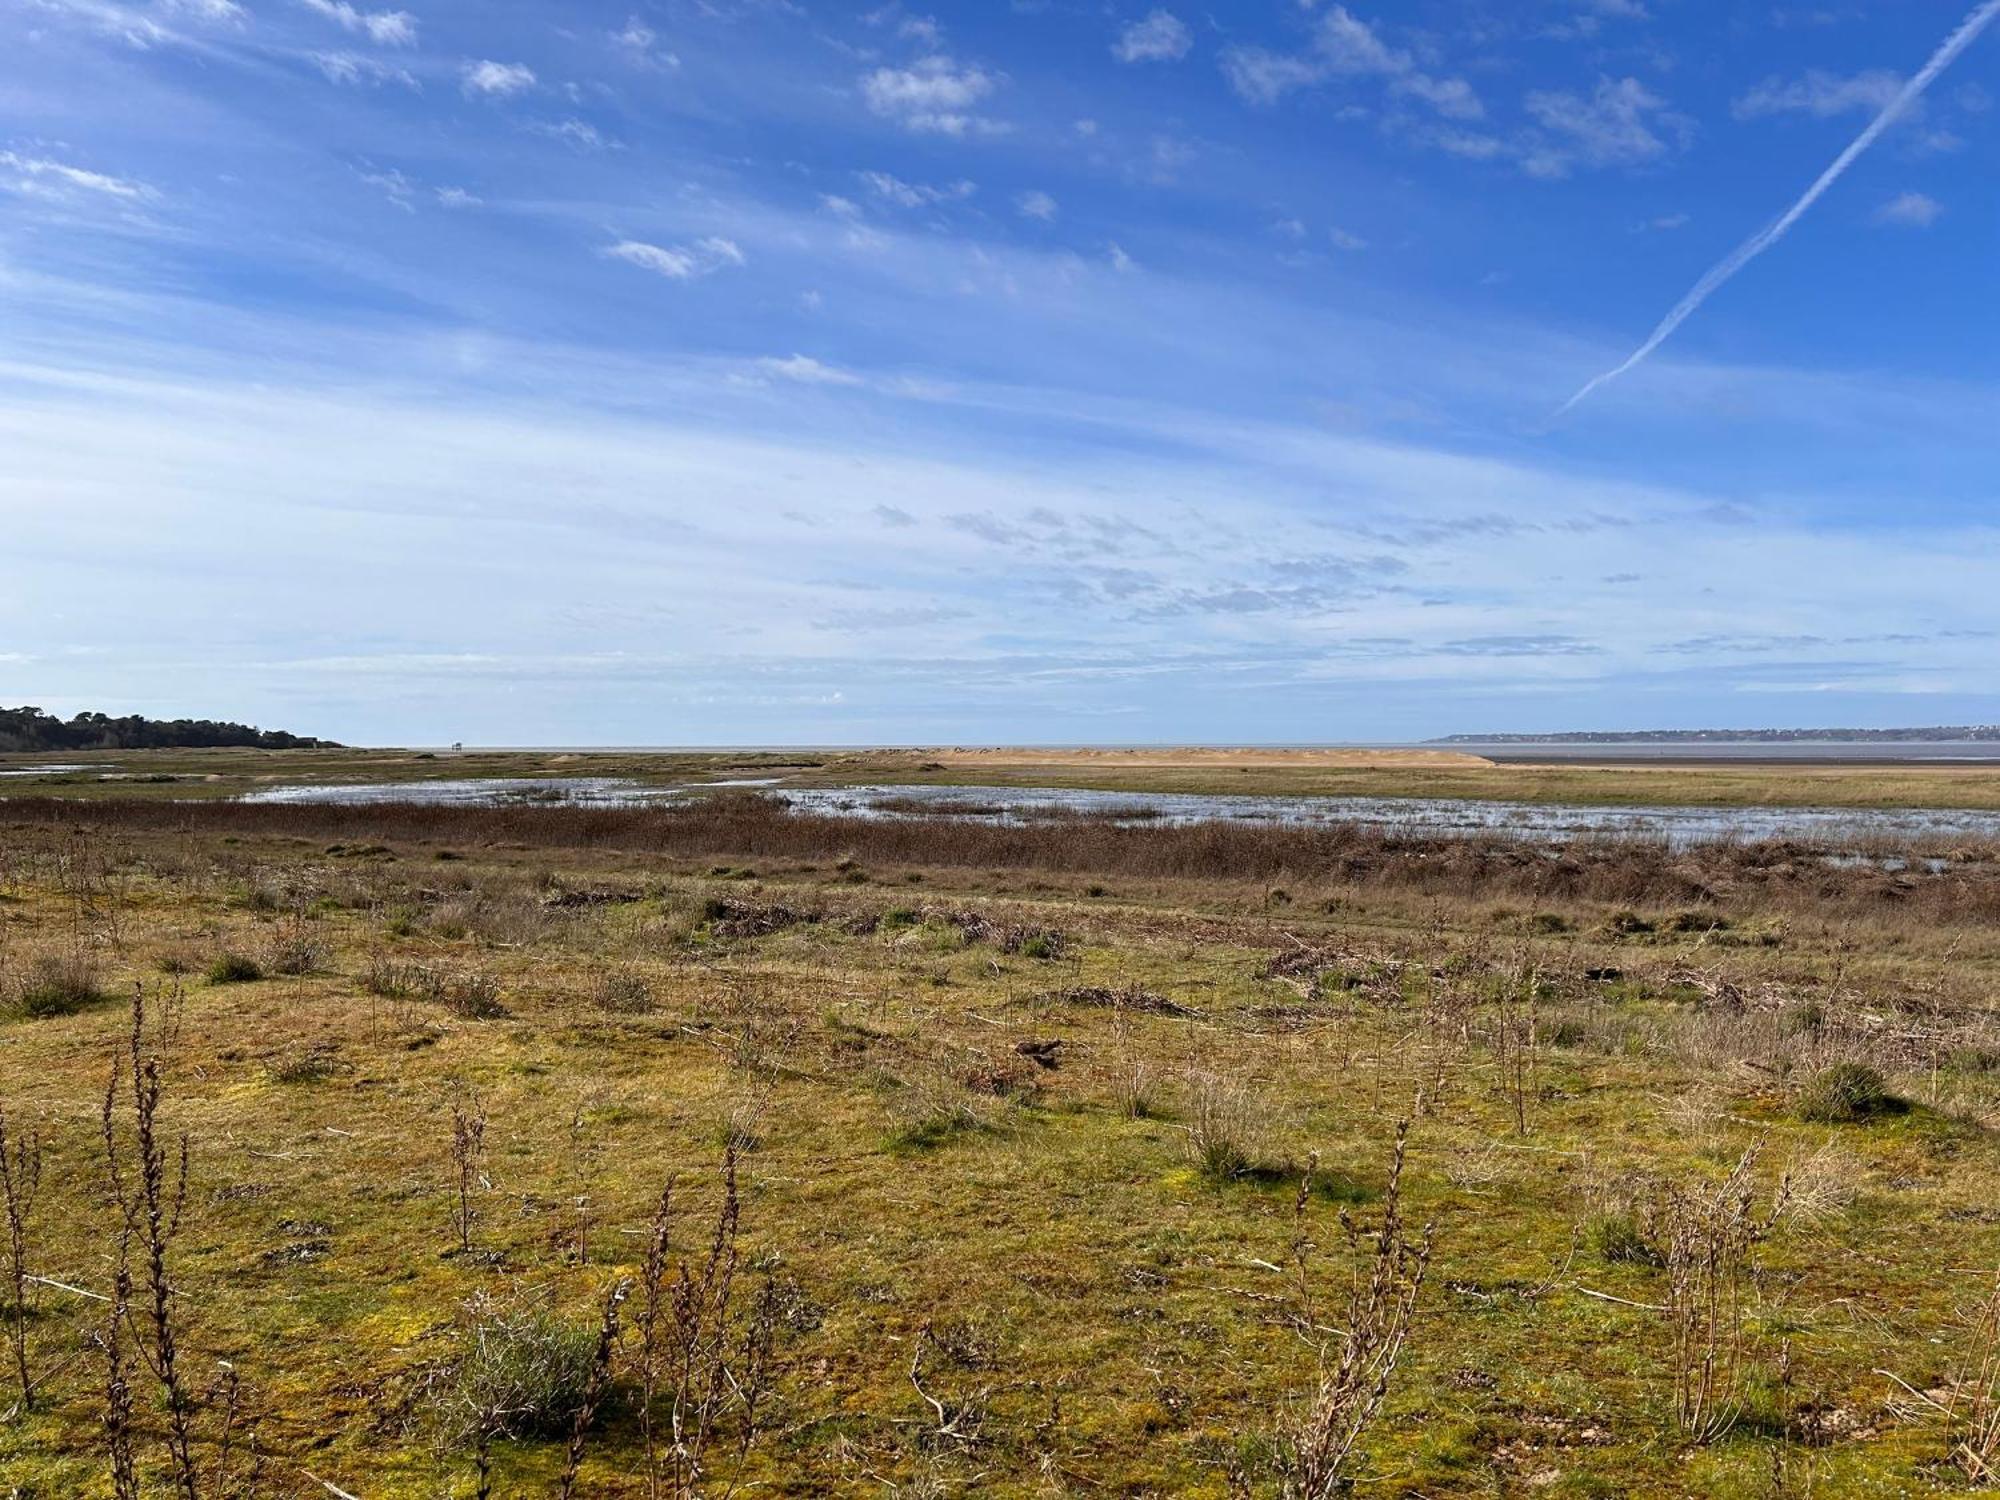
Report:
13,744,2000,811
0,795,1998,1496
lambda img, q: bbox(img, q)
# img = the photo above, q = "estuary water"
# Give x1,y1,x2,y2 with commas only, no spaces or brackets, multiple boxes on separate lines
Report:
236,776,2000,850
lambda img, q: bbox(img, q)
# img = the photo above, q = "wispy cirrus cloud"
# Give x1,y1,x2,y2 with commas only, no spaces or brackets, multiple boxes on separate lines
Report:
0,150,153,200
313,51,417,86
300,0,417,45
756,354,863,385
605,237,746,280
859,171,976,208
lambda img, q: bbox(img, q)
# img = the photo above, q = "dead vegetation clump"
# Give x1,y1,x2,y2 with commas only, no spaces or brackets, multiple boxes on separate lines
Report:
591,967,655,1015
364,957,505,1020
704,896,816,940
1042,984,1194,1018
923,906,1069,959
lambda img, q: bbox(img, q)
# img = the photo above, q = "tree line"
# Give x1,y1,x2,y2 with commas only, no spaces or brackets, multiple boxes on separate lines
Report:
0,706,338,752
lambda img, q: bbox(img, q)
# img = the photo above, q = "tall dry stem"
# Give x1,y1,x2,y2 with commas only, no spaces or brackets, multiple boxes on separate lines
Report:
100,982,198,1499
558,1276,631,1499
1947,1266,2000,1482
1279,1123,1433,1497
635,1143,781,1499
0,1104,45,1410
449,1090,488,1256
1661,1143,1788,1442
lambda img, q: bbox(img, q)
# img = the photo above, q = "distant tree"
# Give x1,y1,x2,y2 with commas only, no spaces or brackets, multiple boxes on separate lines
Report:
0,707,339,753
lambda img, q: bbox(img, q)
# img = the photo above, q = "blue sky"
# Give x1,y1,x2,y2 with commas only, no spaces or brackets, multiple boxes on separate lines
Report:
2,0,1996,745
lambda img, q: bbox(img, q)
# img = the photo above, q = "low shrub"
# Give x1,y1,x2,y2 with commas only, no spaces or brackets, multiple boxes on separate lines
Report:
445,971,505,1020
884,1094,982,1154
267,1041,346,1084
1794,1062,1905,1124
592,969,653,1014
207,952,264,985
437,1302,601,1444
266,932,330,977
10,952,106,1018
1185,1073,1261,1183
1585,1211,1662,1267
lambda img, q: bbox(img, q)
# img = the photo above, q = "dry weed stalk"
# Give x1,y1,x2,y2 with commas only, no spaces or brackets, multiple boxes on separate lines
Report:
100,983,200,1499
1946,1266,2000,1483
449,1090,489,1256
635,1143,781,1498
558,1276,632,1499
1279,1124,1433,1497
0,1104,45,1410
101,1231,139,1500
1491,956,1540,1136
1662,1143,1789,1443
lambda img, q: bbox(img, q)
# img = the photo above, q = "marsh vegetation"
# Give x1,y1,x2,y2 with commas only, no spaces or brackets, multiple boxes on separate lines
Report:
0,792,1996,1494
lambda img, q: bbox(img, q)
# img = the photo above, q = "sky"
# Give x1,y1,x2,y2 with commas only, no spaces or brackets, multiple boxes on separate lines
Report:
1,0,1996,747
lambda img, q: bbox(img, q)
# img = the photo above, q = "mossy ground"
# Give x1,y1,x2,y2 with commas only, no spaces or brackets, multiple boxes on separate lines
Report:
0,817,1996,1496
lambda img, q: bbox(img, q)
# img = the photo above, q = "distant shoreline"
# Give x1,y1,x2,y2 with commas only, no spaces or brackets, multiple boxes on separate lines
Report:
1432,727,2000,745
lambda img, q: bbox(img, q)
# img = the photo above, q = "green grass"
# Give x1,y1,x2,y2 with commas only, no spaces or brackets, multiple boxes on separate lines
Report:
0,813,1994,1495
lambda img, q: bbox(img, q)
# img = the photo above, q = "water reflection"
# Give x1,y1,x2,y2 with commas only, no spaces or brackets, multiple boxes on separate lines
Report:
237,776,2000,850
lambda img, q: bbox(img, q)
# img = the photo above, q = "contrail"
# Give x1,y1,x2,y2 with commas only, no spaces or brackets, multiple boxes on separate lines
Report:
1558,0,2000,417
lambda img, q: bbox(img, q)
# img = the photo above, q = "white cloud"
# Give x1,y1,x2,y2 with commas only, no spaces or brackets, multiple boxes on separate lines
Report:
1015,189,1058,221
1328,226,1368,251
1874,190,1944,227
613,15,679,68
313,51,416,86
462,60,536,97
1221,48,1326,106
358,165,416,210
1222,6,1481,120
164,0,243,20
1520,76,1691,176
859,171,976,207
0,151,152,200
860,55,1002,135
533,118,611,151
1735,69,1904,121
301,0,416,46
435,186,481,208
758,355,864,386
605,237,746,280
820,193,863,218
1107,242,1135,273
1113,10,1191,64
